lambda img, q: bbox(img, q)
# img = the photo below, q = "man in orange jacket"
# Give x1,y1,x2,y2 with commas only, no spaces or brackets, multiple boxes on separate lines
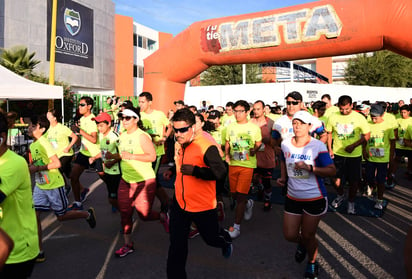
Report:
164,108,232,279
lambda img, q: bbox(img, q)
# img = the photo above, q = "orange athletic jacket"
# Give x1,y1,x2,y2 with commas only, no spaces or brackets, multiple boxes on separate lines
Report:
174,134,226,212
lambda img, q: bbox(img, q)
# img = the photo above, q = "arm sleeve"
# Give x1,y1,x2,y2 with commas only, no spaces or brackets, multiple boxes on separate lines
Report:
192,145,227,181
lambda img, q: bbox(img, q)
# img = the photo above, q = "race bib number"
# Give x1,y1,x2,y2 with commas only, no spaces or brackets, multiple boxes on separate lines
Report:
50,139,58,149
35,171,50,185
369,147,385,157
287,163,310,179
233,151,249,161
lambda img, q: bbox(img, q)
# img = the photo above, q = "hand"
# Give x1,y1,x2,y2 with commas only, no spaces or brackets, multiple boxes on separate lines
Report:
249,148,256,156
180,164,194,175
105,161,114,169
345,144,355,154
163,170,173,181
88,157,95,165
362,149,369,160
276,177,286,187
294,161,310,171
225,154,231,164
63,147,70,153
329,151,335,159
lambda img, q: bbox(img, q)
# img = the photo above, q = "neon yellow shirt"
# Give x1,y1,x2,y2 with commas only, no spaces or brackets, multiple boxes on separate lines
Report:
0,149,39,264
324,105,340,119
45,123,74,157
221,114,236,128
117,129,155,183
366,121,395,163
30,136,65,189
396,118,412,150
79,114,100,157
326,111,370,157
99,130,121,175
226,121,262,168
266,113,281,122
403,124,412,145
140,110,169,156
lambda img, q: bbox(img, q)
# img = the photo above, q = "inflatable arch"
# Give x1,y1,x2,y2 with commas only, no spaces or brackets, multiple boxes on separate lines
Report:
143,0,412,112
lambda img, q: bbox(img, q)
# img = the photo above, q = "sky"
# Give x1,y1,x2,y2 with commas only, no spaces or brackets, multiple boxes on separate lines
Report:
112,0,315,36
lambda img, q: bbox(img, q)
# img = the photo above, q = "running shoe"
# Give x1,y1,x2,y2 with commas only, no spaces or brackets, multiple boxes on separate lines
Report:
331,195,345,208
263,198,272,212
188,227,200,239
385,181,396,189
374,199,383,210
217,201,225,222
80,188,90,202
226,226,240,239
347,201,356,215
115,243,134,258
160,211,170,233
222,243,233,259
35,251,46,263
244,199,254,221
67,202,83,211
304,261,319,279
295,244,307,263
86,207,96,228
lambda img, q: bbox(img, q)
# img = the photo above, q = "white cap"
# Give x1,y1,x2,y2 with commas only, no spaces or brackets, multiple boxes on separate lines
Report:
292,110,313,124
118,109,139,119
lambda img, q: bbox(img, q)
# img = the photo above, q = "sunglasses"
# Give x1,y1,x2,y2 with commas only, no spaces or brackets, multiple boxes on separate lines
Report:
120,116,134,121
173,126,191,134
79,103,87,107
234,109,246,113
286,101,300,105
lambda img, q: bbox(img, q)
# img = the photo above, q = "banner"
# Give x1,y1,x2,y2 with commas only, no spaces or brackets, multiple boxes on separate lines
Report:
47,0,94,68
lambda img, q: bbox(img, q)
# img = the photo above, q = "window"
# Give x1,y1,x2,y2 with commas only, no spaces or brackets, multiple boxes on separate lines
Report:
138,66,144,78
133,34,137,46
133,65,137,77
148,39,156,51
138,36,143,48
142,37,147,49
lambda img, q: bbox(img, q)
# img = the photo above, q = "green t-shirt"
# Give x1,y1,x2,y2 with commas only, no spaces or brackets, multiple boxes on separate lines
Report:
0,149,39,264
226,121,262,168
80,114,100,157
45,123,74,157
103,102,113,119
30,136,65,189
396,118,412,150
117,129,155,183
404,124,412,144
326,111,370,157
99,130,121,175
366,121,395,163
140,110,169,156
221,114,236,128
324,105,340,119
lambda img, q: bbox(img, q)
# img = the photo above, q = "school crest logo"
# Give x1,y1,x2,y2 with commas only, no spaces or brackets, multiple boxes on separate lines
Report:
64,8,81,36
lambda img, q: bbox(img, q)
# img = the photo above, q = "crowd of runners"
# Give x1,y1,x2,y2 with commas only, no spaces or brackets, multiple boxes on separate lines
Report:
1,91,411,278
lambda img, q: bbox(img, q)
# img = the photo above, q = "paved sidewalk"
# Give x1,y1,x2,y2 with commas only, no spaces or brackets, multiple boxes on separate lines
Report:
31,166,411,279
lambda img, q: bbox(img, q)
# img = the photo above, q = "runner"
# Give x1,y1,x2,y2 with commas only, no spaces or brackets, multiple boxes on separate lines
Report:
276,110,336,279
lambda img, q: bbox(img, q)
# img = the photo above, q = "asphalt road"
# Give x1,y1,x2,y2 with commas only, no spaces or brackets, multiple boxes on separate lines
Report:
30,165,412,279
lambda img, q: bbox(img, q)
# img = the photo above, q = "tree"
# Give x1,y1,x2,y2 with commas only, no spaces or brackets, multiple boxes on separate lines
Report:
0,46,40,77
344,50,412,87
200,64,262,85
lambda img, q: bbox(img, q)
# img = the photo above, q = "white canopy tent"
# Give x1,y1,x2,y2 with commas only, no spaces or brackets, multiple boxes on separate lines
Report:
0,65,64,120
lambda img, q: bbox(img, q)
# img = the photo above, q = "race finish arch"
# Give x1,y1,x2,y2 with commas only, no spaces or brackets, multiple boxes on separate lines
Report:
143,0,412,113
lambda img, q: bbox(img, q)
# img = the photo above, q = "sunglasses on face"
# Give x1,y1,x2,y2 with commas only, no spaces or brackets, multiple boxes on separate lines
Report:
79,103,87,107
120,116,134,121
286,101,300,105
173,126,190,134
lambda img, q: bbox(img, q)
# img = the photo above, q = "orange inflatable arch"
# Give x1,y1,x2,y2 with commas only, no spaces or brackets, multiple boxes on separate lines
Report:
143,0,412,113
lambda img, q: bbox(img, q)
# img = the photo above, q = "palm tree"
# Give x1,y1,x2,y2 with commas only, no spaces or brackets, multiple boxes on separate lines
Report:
0,46,40,77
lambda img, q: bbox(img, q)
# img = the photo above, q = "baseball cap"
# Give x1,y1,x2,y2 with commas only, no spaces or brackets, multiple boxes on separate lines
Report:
92,112,111,123
207,110,221,119
292,110,313,124
356,104,370,111
174,100,184,105
370,104,384,117
285,91,303,101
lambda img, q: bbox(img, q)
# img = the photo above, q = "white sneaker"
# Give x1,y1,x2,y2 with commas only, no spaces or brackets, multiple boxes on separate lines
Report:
366,186,372,197
347,201,356,214
244,199,254,221
374,200,383,210
226,226,240,239
331,195,345,208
